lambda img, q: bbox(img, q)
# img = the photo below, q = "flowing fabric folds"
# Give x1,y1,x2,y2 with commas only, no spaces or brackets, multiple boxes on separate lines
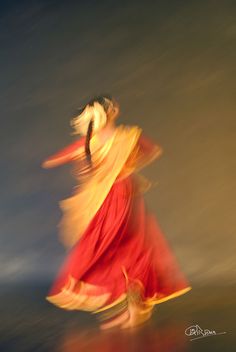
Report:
45,124,191,322
58,125,142,248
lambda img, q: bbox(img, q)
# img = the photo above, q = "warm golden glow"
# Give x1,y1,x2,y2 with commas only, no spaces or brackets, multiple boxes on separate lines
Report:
58,125,142,248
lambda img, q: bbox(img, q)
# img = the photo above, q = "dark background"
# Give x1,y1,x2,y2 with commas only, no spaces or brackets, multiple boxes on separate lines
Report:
0,0,235,351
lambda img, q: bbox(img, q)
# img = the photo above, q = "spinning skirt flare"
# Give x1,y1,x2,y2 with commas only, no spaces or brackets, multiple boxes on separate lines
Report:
46,174,191,326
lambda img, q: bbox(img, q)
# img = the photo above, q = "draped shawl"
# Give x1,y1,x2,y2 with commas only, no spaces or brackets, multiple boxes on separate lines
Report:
58,125,143,248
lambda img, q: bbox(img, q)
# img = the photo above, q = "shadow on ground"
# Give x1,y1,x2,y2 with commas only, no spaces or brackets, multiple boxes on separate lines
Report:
0,283,234,352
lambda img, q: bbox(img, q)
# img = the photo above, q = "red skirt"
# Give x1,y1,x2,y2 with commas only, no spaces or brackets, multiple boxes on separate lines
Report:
46,174,191,324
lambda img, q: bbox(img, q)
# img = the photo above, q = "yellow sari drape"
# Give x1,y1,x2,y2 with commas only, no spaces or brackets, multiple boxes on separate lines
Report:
58,125,142,249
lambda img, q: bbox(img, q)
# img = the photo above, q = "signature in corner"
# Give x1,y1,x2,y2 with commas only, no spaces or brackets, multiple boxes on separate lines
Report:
185,324,227,341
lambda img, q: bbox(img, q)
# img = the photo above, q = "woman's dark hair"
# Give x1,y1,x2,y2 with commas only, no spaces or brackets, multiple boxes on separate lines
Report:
87,94,112,112
79,94,113,168
85,119,94,167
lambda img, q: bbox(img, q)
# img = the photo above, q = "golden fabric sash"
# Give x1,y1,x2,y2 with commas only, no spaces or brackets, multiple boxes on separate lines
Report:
58,125,142,249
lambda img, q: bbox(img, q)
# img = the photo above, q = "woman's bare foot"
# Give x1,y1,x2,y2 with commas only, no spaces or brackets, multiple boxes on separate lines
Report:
99,310,130,330
120,303,152,329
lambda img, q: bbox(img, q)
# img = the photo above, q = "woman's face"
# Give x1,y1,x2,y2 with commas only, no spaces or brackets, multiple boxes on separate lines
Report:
107,99,120,122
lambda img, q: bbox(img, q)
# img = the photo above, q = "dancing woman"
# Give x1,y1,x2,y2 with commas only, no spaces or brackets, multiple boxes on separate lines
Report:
42,95,191,329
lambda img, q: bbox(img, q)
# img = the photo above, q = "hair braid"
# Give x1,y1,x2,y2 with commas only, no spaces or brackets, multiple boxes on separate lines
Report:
85,119,94,167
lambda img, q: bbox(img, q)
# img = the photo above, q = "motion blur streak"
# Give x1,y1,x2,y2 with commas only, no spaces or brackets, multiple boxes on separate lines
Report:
0,0,235,351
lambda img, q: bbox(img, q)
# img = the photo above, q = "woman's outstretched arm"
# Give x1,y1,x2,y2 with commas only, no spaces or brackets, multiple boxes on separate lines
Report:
41,137,86,169
134,131,163,170
139,131,163,157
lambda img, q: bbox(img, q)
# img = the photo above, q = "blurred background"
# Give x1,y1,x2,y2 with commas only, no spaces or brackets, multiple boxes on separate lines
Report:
0,0,235,351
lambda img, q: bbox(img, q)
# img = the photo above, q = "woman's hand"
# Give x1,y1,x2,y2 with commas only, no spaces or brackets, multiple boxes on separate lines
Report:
41,138,86,169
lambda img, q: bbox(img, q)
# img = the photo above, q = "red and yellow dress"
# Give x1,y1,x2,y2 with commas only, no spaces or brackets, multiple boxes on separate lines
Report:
43,124,191,327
